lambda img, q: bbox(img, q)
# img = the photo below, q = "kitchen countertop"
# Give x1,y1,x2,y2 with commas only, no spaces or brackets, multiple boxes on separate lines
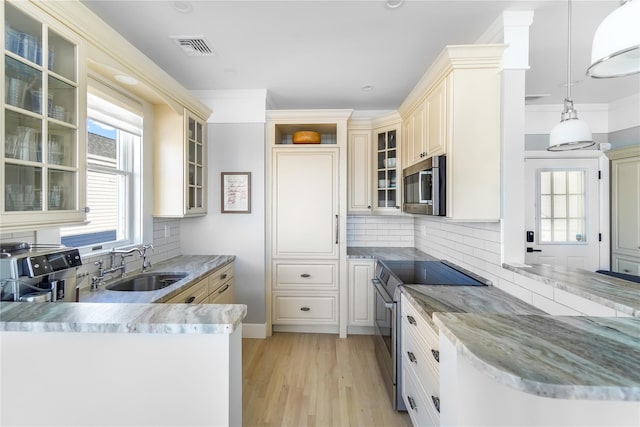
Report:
80,255,235,304
0,254,245,335
347,246,439,261
503,263,640,317
0,300,246,334
433,312,640,401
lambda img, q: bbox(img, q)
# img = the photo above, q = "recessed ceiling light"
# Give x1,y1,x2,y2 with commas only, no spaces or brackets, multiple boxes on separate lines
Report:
362,85,375,92
172,1,193,14
114,74,139,86
385,0,404,9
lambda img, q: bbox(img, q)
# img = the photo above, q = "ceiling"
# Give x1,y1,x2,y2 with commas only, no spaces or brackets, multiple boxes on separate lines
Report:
81,0,640,111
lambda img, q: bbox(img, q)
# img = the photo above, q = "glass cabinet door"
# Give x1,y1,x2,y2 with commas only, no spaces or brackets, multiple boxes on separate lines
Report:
376,129,398,209
3,1,83,227
186,114,205,212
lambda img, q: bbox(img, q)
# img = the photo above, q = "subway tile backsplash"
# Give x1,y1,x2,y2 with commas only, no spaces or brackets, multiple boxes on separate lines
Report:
347,216,414,247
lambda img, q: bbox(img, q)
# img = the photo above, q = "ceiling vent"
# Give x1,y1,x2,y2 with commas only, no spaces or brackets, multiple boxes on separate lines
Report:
170,36,215,56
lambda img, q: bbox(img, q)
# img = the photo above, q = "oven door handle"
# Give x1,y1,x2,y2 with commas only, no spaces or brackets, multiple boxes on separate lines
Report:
372,278,394,309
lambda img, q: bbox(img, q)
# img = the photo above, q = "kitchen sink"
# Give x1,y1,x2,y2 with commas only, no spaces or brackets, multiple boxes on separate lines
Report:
105,272,188,292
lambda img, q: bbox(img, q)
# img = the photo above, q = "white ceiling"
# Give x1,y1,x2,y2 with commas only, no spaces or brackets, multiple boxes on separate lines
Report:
81,0,640,110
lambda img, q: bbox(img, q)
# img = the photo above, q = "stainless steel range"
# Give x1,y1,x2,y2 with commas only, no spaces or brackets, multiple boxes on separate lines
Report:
0,242,82,302
371,259,487,411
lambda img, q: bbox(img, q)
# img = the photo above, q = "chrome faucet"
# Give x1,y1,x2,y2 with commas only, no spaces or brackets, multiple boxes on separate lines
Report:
90,247,142,290
140,244,154,272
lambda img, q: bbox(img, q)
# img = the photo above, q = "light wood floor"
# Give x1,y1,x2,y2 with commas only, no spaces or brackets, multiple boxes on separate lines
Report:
242,333,412,427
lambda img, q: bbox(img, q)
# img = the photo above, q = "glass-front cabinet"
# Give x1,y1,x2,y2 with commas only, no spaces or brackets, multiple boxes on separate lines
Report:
2,1,86,230
375,127,399,210
187,115,205,212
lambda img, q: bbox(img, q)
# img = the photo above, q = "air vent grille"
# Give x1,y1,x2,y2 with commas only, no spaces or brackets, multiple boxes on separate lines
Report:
170,36,215,56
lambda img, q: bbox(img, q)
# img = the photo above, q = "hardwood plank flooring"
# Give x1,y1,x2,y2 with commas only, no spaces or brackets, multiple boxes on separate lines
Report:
243,333,412,427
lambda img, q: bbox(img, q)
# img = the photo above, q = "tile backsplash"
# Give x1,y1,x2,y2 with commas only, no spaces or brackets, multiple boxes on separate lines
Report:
347,215,414,247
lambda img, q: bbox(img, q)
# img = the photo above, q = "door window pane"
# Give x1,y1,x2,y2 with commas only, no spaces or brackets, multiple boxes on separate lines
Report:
538,170,587,243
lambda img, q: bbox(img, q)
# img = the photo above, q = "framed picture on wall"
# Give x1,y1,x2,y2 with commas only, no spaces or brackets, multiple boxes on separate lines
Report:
221,172,251,213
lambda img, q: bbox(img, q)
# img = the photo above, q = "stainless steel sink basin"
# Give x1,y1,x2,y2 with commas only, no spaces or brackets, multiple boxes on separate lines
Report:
105,272,188,292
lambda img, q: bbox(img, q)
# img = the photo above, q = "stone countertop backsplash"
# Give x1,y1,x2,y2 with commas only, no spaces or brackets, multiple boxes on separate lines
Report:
79,255,235,304
433,312,640,401
503,263,640,317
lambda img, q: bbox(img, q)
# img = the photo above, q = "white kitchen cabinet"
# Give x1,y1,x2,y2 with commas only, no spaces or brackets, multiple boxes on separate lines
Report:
399,45,504,221
2,0,87,231
347,128,372,213
401,294,441,426
266,110,350,336
153,105,207,217
609,147,640,274
347,259,375,333
373,123,400,211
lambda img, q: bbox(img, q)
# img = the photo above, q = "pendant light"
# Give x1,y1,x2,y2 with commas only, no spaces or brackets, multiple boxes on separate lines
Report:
586,0,640,78
548,0,594,151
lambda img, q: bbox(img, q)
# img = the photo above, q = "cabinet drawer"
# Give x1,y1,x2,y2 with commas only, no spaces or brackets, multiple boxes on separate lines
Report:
272,293,338,325
208,263,234,294
403,317,440,400
208,279,234,304
273,262,337,290
166,278,208,304
403,359,440,427
402,296,440,355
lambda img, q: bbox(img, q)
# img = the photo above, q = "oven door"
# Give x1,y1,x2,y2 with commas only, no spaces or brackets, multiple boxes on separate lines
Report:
372,278,398,408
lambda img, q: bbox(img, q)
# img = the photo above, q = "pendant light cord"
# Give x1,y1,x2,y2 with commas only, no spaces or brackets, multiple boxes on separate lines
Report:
566,0,572,100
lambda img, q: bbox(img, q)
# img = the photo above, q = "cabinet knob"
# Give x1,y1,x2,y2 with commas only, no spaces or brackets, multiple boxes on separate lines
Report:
220,273,228,280
300,273,311,278
300,306,311,312
431,396,440,413
431,349,440,363
218,284,230,294
407,315,417,326
407,351,417,364
407,396,417,410
185,296,196,304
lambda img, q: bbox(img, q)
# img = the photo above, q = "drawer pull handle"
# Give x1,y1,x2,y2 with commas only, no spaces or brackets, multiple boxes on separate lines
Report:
431,396,440,413
218,284,230,294
185,296,196,304
300,306,311,312
431,349,440,363
300,273,311,278
407,351,417,364
407,315,417,326
220,273,228,280
408,396,417,411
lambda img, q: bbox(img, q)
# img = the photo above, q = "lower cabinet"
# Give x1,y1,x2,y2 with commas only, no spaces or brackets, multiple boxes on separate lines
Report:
401,294,441,426
165,262,234,304
272,260,339,330
347,259,375,333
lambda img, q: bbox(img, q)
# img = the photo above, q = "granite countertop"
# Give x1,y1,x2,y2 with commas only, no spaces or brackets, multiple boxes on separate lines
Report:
433,312,640,401
0,301,246,334
0,254,245,335
347,246,438,261
401,285,544,329
503,263,640,317
80,255,235,304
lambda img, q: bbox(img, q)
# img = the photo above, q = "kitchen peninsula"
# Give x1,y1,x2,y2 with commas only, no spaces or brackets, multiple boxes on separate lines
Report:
0,267,246,427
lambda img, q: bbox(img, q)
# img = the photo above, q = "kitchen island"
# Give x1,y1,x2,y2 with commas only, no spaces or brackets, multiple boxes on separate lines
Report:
0,297,246,426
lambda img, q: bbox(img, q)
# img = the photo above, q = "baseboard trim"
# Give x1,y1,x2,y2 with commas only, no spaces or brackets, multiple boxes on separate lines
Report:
242,323,267,339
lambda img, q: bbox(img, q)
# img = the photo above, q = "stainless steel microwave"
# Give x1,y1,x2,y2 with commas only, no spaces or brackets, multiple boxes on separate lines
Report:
403,155,446,215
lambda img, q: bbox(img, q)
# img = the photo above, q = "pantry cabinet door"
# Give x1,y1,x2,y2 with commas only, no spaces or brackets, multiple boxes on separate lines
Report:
272,147,339,259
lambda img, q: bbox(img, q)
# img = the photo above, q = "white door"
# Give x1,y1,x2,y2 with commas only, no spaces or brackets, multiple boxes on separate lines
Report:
524,157,601,269
272,147,339,259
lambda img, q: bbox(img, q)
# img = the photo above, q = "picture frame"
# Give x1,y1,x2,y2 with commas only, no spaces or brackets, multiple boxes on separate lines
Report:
221,172,251,213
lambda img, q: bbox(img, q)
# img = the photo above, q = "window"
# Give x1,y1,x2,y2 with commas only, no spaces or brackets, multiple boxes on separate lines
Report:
61,82,142,254
539,169,587,243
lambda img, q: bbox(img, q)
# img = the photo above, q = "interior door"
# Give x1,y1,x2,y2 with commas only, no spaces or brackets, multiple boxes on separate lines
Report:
524,157,600,270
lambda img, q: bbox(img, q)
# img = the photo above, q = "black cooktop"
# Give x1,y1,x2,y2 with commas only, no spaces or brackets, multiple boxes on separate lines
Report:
380,260,485,286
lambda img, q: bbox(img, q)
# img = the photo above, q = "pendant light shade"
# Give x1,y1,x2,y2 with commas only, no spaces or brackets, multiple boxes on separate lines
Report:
548,0,595,151
587,0,640,78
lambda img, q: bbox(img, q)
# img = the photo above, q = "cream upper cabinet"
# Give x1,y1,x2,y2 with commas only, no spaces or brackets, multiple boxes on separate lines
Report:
153,105,207,217
2,1,87,231
373,123,401,212
347,127,372,213
609,147,640,275
400,45,505,221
